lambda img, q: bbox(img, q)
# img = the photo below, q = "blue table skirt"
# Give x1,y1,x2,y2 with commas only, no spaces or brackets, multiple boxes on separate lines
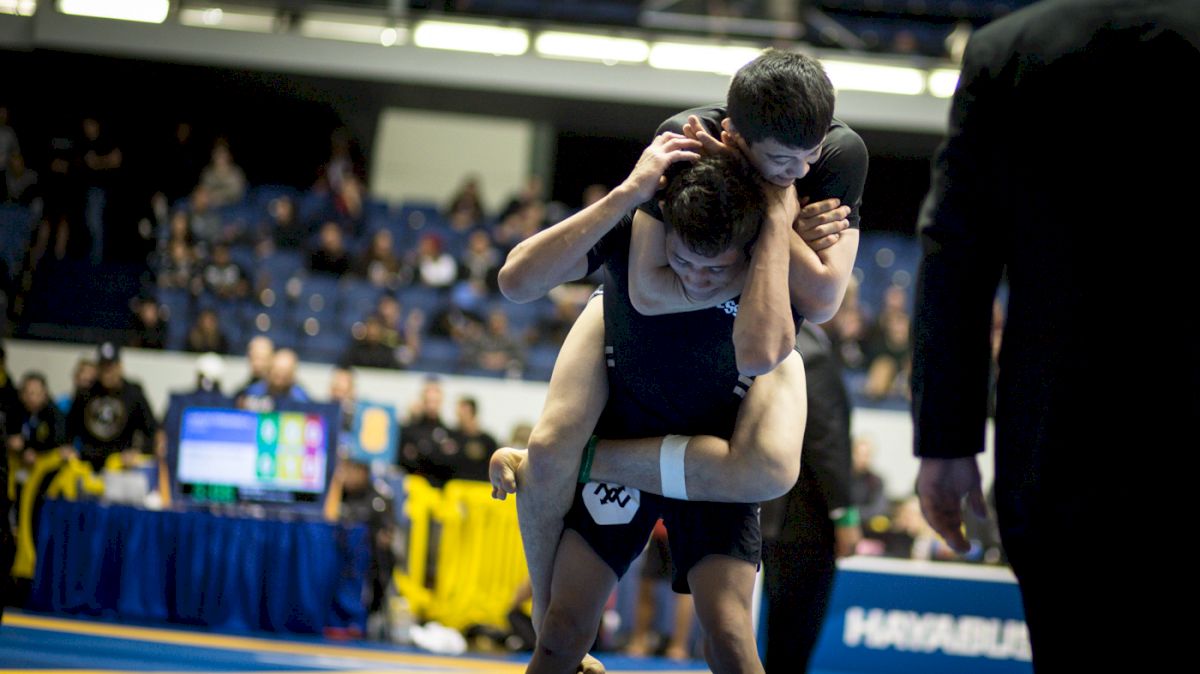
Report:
30,499,368,635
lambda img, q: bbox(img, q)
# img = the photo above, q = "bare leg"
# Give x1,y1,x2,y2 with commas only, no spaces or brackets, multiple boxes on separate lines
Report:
527,530,617,674
665,594,695,660
689,556,764,674
588,350,808,503
505,297,608,633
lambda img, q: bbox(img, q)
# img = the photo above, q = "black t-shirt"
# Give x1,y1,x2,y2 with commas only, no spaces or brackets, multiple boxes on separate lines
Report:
586,216,763,442
639,105,868,229
67,380,159,467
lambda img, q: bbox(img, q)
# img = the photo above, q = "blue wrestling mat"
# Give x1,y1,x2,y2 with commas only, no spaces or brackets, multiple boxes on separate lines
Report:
0,611,708,673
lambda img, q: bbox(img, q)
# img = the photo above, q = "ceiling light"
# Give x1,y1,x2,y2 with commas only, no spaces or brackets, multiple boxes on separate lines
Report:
414,20,528,56
179,6,277,33
0,0,37,16
57,0,168,24
648,42,761,75
821,60,927,96
535,31,649,65
927,68,961,99
299,13,406,46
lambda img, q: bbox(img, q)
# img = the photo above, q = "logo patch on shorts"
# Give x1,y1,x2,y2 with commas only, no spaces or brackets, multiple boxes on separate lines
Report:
583,481,640,525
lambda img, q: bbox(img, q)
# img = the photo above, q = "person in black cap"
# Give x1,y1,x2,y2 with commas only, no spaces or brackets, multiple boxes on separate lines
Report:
67,341,158,472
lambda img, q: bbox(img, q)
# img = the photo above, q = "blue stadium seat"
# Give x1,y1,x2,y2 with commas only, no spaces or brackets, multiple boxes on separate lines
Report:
397,285,449,318
297,331,349,365
250,185,300,210
0,204,35,272
524,343,561,381
338,280,383,324
414,337,461,375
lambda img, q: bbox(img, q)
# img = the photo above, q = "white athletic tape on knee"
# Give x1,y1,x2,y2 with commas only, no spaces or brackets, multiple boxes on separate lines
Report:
659,434,690,500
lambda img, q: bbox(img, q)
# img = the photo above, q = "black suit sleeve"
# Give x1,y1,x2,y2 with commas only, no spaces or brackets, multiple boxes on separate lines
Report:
911,33,1007,460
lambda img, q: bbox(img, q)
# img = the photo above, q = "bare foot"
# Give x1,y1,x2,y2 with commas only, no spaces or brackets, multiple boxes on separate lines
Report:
488,446,527,500
665,643,689,660
578,653,606,674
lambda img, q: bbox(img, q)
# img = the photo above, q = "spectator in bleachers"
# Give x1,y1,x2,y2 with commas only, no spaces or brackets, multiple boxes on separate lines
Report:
316,127,362,195
328,457,396,636
309,221,352,278
183,184,226,256
398,376,456,486
157,121,205,207
157,238,199,291
353,229,402,290
581,183,608,209
262,195,307,251
238,348,310,411
450,396,496,482
67,341,158,472
507,422,533,450
185,308,231,354
127,297,167,350
445,175,486,232
458,229,501,293
863,284,912,400
826,278,869,371
6,372,68,469
234,335,274,398
493,200,545,253
408,233,457,289
79,116,123,264
31,136,83,267
200,243,250,300
461,308,525,376
5,153,38,208
529,291,584,348
497,175,544,223
198,138,246,209
332,174,366,239
327,365,356,435
56,357,96,413
342,314,401,370
376,295,422,367
850,436,890,531
0,344,20,436
0,105,17,203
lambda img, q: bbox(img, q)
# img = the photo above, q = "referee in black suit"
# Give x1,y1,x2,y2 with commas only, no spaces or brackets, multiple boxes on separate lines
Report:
911,1,1199,670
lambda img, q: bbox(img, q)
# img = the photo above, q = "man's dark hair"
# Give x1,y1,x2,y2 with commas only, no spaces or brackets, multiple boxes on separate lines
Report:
661,154,764,259
459,396,478,415
727,49,834,149
20,372,48,389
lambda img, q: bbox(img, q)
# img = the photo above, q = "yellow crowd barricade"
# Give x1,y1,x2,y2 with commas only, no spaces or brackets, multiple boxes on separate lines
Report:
395,475,528,631
11,450,104,579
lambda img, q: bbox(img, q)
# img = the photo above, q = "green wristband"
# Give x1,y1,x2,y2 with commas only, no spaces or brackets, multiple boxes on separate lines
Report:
833,507,861,528
578,435,598,484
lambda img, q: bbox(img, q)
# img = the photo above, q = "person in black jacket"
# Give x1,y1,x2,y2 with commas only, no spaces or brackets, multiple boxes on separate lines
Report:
911,1,1198,669
67,342,158,472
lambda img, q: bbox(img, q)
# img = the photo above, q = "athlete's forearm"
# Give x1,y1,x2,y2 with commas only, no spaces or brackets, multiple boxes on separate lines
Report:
787,227,859,324
499,184,640,303
733,209,796,376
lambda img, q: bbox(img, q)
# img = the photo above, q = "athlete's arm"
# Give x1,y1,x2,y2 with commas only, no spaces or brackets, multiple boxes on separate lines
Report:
498,133,700,303
786,223,859,325
588,350,808,503
731,184,798,376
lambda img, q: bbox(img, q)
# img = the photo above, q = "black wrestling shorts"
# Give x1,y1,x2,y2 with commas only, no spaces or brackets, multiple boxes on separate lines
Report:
563,480,761,593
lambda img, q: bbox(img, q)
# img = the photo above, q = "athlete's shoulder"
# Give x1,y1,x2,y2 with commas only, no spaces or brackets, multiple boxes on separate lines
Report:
824,119,868,160
656,104,725,136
